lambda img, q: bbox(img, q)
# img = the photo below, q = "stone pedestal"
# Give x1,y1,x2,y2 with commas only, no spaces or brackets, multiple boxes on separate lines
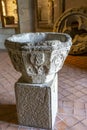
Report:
5,32,72,129
15,74,58,129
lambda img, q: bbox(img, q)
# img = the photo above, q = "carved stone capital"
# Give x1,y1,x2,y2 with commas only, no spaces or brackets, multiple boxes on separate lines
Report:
5,32,72,83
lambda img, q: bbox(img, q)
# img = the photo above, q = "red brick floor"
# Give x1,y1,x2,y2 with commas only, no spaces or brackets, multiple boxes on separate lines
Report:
0,51,87,130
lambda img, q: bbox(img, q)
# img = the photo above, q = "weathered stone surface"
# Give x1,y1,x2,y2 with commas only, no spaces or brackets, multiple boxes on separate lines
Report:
15,74,58,129
5,32,72,83
17,0,36,33
70,34,87,55
53,7,87,55
5,32,72,129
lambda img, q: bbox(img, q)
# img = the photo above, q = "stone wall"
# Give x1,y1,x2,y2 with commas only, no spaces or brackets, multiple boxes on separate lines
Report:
38,0,87,23
54,0,87,23
0,0,87,49
17,0,36,33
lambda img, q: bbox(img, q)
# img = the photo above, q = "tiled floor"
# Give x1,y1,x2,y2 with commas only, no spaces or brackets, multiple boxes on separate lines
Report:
0,50,87,130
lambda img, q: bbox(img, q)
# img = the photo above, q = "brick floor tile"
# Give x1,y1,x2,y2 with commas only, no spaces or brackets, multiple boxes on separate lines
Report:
0,51,87,129
71,122,87,130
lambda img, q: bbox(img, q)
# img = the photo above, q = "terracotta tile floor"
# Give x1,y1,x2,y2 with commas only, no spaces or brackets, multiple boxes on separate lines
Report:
0,50,87,130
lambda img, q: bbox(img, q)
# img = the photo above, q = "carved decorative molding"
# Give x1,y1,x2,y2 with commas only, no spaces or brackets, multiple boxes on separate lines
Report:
54,7,87,55
5,32,72,83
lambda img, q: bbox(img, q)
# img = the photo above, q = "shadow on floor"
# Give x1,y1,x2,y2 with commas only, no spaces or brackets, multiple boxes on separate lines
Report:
0,105,18,124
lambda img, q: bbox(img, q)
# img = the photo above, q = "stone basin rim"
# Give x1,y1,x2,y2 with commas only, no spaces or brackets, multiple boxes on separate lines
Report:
6,32,72,45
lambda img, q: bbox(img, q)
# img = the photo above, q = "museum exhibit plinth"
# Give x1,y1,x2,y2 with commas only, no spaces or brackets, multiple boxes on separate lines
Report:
5,32,72,129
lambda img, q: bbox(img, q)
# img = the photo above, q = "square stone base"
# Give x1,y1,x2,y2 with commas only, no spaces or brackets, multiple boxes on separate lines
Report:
15,74,58,129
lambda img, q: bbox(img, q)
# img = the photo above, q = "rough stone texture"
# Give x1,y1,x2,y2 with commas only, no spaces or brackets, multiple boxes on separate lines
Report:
17,0,36,33
15,74,58,129
5,32,72,129
51,74,58,128
53,7,87,55
5,32,72,83
70,34,87,55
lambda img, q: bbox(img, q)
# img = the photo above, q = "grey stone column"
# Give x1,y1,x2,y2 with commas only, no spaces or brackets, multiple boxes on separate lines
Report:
17,0,36,33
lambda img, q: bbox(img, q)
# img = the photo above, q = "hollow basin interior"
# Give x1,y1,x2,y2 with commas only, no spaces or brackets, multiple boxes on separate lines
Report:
7,32,68,45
